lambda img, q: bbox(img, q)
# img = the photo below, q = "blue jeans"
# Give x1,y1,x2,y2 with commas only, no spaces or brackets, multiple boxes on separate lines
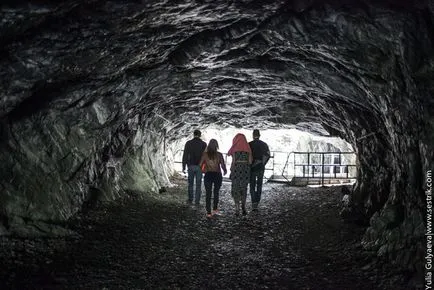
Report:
188,165,203,204
250,169,265,204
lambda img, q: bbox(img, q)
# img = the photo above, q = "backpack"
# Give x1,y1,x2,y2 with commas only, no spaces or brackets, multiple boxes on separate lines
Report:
202,154,218,173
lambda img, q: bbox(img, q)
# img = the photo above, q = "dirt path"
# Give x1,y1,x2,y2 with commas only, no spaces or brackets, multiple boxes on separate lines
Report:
0,179,410,289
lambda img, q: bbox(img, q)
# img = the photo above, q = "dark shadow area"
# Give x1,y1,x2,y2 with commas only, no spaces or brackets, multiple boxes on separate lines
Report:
0,178,412,289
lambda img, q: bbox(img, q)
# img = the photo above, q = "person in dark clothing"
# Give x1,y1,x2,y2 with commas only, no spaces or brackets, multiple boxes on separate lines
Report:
199,139,227,218
182,130,207,205
249,129,270,211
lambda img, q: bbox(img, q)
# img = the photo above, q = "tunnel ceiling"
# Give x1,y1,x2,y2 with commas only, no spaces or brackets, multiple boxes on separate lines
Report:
1,0,432,141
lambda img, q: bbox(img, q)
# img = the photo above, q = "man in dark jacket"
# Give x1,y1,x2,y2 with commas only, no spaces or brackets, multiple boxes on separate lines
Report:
182,129,207,205
249,129,270,211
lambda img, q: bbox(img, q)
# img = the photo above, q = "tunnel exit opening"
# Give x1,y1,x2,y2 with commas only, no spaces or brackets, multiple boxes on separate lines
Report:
171,127,357,186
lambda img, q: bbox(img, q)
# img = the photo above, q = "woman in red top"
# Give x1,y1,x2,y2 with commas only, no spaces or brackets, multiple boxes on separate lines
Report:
200,139,227,218
228,133,252,216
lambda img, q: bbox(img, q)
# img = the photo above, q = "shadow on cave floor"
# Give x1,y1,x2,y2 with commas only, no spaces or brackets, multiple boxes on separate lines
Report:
0,176,412,289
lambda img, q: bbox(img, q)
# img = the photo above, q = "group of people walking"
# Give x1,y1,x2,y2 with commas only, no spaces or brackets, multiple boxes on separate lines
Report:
182,129,270,218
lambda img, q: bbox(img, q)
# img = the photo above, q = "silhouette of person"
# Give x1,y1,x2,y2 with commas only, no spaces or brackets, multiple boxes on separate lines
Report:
249,129,270,211
182,129,207,205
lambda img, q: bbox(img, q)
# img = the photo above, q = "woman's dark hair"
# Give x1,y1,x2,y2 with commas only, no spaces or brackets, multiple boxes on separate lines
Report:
207,139,219,160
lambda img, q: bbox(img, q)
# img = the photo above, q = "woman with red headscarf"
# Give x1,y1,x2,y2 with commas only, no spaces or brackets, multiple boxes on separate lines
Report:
227,133,252,216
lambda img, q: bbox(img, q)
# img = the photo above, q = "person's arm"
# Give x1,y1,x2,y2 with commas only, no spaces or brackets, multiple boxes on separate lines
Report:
199,153,206,170
182,142,189,172
263,143,271,166
229,154,234,179
220,153,227,175
248,152,253,164
230,154,235,172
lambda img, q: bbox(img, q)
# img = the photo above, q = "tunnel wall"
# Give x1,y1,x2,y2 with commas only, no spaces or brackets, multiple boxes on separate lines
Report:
0,103,173,236
317,58,433,273
272,1,434,272
0,0,432,275
321,52,433,273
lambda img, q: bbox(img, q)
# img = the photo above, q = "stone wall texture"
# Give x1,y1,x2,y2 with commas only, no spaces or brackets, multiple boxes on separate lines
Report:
0,0,432,271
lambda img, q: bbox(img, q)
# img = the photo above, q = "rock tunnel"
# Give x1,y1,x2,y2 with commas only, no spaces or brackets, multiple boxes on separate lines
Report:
0,0,433,288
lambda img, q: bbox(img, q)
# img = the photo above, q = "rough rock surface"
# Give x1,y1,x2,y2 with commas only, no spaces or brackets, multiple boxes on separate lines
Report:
0,0,433,274
0,180,414,289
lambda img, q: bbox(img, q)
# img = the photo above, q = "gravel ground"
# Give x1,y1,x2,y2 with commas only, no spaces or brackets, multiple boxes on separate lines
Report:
0,177,412,289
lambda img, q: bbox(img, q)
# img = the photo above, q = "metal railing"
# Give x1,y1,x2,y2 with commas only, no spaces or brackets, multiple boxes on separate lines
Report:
174,150,357,185
289,151,357,186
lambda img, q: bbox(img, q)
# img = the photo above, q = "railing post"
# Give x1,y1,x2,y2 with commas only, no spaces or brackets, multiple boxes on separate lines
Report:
307,153,310,183
321,153,325,186
286,152,289,177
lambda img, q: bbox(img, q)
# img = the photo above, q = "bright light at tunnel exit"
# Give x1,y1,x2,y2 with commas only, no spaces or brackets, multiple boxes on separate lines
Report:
173,127,357,185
